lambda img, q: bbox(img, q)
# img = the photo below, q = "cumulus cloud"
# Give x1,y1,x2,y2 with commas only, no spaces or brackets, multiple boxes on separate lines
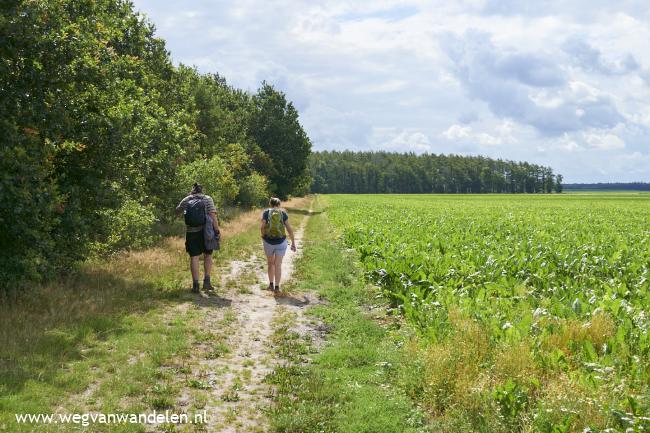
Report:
131,0,650,182
441,30,624,136
583,131,626,150
563,37,640,75
442,120,518,147
368,128,432,152
458,111,479,124
300,103,373,150
480,0,650,20
442,124,472,140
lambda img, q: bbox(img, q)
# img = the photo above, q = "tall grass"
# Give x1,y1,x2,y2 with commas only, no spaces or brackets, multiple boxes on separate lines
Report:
1,197,311,432
267,196,427,433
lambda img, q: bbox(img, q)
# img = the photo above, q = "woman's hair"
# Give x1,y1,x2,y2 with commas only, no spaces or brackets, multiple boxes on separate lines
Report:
191,182,203,194
269,197,281,207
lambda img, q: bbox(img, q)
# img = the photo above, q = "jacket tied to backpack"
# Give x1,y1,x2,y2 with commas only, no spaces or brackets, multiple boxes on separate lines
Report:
204,213,220,251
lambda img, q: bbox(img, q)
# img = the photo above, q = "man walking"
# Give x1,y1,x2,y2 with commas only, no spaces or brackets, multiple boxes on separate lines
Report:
176,183,220,293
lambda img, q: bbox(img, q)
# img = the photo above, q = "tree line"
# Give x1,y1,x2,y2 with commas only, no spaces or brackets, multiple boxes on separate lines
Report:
563,183,650,191
309,151,563,194
0,0,311,289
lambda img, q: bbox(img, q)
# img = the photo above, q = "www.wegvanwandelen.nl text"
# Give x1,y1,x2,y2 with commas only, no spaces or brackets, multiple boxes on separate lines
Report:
15,410,208,427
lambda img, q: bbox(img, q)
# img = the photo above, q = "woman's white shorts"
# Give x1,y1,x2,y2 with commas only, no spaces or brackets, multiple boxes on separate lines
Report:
263,239,288,257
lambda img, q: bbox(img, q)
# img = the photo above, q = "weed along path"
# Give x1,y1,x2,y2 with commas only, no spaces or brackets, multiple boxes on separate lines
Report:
2,195,430,433
169,200,319,433
25,198,319,433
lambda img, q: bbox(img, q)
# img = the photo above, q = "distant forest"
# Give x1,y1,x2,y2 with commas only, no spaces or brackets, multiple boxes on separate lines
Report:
564,183,650,191
309,151,563,194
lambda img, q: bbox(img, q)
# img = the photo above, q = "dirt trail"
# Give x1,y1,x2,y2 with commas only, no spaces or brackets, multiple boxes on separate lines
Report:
178,209,318,432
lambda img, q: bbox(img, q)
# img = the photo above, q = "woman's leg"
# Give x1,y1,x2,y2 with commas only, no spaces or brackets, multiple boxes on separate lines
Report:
274,254,284,286
267,254,276,285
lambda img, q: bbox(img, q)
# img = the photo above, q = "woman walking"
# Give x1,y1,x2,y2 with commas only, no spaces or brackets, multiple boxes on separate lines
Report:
260,197,296,292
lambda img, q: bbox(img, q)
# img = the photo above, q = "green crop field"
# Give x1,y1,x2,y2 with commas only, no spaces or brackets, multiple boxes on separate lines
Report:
327,193,649,432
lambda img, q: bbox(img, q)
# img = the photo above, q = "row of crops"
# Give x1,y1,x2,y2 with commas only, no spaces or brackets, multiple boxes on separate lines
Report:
327,194,649,432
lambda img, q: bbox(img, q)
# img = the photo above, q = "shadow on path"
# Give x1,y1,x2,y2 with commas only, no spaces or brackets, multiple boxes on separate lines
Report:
194,293,233,308
274,293,311,307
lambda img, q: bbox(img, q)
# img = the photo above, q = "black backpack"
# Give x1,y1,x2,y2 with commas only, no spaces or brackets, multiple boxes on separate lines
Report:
184,197,206,227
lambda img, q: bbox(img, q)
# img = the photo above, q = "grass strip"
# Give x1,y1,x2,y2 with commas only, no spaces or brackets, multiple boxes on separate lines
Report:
0,205,282,433
267,197,427,433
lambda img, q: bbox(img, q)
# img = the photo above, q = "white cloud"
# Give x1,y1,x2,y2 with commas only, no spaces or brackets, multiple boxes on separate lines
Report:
131,0,650,182
584,131,626,150
441,120,517,146
442,124,472,140
553,134,585,152
390,130,431,152
368,128,432,152
355,79,408,94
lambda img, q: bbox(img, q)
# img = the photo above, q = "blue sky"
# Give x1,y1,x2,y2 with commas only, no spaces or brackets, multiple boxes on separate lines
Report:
131,0,650,182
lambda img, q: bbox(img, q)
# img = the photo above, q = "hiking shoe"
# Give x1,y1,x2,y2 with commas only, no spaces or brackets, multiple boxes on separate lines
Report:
267,283,274,291
203,282,215,292
274,284,281,293
192,284,200,293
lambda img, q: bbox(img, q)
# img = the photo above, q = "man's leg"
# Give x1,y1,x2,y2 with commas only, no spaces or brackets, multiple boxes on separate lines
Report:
203,253,214,290
190,255,200,292
203,253,212,277
267,255,276,286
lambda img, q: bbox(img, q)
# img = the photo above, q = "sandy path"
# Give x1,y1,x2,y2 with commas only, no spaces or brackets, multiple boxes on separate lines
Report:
182,211,317,432
52,200,318,433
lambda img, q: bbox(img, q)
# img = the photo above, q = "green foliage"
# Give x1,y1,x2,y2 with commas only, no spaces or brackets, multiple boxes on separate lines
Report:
290,173,314,197
329,193,650,432
177,156,239,209
0,0,311,289
310,151,562,194
0,0,191,286
556,174,564,193
250,82,312,199
190,71,253,157
0,130,59,284
493,380,529,422
237,172,269,207
268,204,427,433
92,199,157,254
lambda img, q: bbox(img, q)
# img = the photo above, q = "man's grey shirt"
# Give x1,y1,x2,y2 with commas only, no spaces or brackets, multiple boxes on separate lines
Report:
176,193,217,233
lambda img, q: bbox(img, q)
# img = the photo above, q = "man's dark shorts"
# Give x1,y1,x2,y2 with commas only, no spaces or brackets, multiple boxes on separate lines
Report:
185,231,213,257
